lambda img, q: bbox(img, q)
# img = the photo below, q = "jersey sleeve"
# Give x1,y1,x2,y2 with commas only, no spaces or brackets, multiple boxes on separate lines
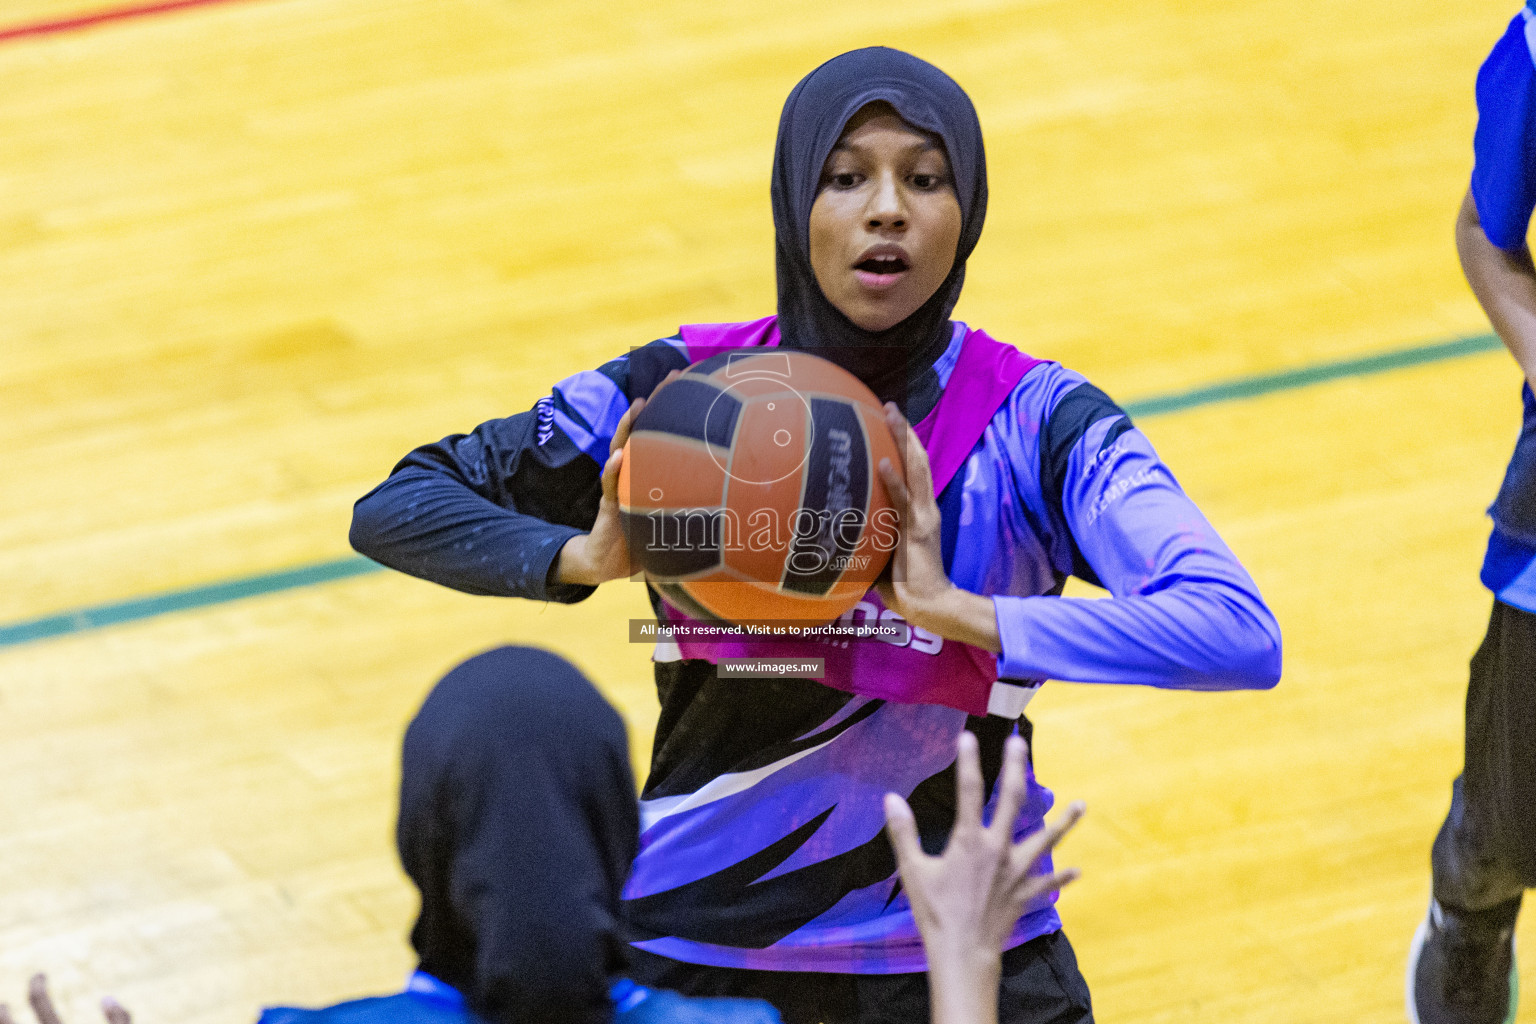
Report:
349,337,691,601
992,381,1282,690
1472,12,1536,251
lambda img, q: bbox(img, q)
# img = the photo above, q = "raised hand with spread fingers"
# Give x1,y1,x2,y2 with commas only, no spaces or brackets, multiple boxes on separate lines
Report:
885,732,1085,1024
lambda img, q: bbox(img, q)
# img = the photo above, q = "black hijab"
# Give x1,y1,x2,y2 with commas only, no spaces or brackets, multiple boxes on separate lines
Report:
771,47,988,410
397,646,638,1024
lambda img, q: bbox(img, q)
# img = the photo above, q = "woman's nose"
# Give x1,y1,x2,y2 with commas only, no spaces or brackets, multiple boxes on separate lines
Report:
865,170,906,229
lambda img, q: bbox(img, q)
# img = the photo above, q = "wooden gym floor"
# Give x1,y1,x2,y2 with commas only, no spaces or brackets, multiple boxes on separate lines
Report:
0,0,1529,1020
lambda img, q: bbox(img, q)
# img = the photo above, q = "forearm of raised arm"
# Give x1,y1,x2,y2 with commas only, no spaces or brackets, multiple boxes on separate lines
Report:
350,467,594,601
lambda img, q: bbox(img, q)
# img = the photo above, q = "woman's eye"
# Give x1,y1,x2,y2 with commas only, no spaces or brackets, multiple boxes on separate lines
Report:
911,173,943,190
831,172,861,188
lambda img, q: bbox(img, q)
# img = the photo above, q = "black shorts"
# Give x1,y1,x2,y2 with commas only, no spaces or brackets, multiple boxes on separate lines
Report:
626,930,1093,1024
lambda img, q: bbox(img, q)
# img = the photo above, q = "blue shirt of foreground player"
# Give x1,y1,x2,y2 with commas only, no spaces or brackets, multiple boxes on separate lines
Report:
257,973,769,1024
1469,4,1536,611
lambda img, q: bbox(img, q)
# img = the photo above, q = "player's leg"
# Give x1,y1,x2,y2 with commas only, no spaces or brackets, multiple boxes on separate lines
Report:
851,931,1093,1024
1409,599,1536,1024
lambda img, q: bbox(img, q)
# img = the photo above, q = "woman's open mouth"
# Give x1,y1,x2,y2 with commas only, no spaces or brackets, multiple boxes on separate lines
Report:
852,253,910,291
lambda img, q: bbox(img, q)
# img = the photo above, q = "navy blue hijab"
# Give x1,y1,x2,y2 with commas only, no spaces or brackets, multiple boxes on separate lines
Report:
771,47,988,409
398,647,638,1024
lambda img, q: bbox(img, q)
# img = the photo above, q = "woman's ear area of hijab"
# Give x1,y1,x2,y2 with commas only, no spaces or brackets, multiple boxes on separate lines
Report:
807,101,963,333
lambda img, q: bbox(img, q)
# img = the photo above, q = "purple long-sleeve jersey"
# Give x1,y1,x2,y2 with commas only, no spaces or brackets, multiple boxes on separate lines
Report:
350,322,1281,974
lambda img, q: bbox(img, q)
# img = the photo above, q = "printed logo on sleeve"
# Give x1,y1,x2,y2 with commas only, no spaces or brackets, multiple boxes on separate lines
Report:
535,396,555,446
1084,466,1157,526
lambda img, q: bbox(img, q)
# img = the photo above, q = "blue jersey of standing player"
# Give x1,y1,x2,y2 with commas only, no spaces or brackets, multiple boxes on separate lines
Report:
1468,4,1536,611
350,324,1282,973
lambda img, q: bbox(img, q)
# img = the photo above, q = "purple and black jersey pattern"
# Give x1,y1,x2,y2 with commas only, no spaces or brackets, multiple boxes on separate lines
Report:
350,322,1281,974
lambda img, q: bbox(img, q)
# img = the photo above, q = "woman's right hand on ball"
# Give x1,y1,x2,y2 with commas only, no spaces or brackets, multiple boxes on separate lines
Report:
555,372,679,587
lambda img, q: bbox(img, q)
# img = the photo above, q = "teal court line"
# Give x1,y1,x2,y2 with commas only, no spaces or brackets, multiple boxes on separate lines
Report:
0,556,382,648
0,330,1504,651
1120,332,1502,417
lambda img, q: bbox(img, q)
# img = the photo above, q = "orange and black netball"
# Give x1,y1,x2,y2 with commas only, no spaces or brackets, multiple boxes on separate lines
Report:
617,350,902,626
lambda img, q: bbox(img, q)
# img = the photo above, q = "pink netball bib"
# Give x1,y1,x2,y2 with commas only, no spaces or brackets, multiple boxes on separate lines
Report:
662,318,1042,717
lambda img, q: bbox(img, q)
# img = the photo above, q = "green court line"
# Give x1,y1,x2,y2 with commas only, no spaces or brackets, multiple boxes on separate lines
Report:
0,556,382,648
0,329,1507,651
1121,332,1502,417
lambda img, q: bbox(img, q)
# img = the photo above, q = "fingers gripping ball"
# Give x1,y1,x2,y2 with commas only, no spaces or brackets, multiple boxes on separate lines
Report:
617,350,904,626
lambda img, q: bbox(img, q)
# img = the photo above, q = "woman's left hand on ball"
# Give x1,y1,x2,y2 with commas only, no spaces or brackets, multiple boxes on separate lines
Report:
876,403,956,622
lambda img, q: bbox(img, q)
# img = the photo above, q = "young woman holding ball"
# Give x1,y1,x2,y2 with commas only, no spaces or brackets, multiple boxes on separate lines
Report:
352,46,1281,1024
